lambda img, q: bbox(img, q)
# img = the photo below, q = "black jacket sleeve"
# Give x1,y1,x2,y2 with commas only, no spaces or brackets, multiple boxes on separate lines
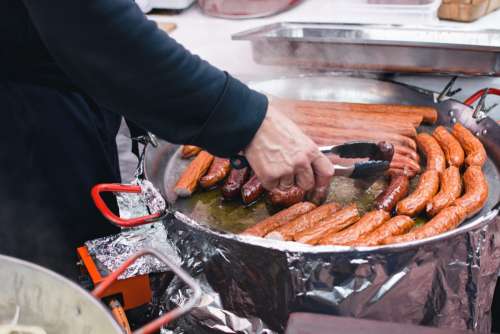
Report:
21,0,267,157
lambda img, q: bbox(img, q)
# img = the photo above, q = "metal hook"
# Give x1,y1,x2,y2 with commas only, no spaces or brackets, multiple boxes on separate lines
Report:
437,76,460,102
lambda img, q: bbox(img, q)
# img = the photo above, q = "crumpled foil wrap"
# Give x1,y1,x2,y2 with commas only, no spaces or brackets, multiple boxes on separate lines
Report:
159,210,500,334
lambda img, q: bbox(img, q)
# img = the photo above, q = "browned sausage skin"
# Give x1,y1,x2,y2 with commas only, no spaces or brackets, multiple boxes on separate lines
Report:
199,158,231,189
432,126,464,167
426,166,462,217
375,175,410,212
416,133,446,174
268,186,306,208
319,210,390,245
350,215,415,246
241,175,265,204
266,202,342,241
383,205,467,245
241,202,317,237
175,151,214,197
222,167,249,199
452,123,487,167
453,166,488,218
396,170,440,217
181,145,202,158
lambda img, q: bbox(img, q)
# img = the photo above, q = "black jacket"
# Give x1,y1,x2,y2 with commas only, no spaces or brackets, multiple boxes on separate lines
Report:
1,0,267,157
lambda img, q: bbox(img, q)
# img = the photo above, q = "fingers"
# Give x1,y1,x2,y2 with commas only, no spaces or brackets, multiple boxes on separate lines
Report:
295,163,315,191
311,153,335,190
278,173,295,191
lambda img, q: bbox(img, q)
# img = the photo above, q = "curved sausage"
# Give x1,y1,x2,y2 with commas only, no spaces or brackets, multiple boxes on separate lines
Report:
396,170,440,217
375,175,410,212
432,126,464,167
452,123,487,167
268,186,306,208
349,215,415,246
295,204,360,245
181,145,202,158
416,133,446,174
390,154,421,174
453,166,489,218
241,202,317,237
265,202,342,241
241,175,265,204
318,210,390,245
222,167,249,199
174,151,214,197
199,158,230,189
383,205,467,245
387,167,418,178
426,166,462,217
394,145,420,163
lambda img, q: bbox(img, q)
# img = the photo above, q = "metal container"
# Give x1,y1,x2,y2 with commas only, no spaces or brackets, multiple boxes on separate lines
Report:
232,22,500,76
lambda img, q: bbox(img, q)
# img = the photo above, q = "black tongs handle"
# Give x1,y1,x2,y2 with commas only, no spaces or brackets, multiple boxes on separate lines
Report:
230,155,249,170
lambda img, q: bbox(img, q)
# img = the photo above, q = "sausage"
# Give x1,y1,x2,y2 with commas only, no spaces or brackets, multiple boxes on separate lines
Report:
452,123,487,167
181,145,202,158
265,202,342,241
416,133,446,174
396,170,440,217
375,175,410,212
389,153,421,174
383,205,467,245
426,166,462,217
222,167,249,199
295,204,360,245
387,167,418,178
268,186,306,208
318,210,390,245
394,145,420,163
453,166,489,218
199,158,231,189
241,202,317,237
174,151,214,197
432,126,464,167
349,215,415,246
241,175,265,204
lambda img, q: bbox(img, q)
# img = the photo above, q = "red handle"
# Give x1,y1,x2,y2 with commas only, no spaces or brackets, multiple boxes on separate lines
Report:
93,249,201,334
91,183,162,228
464,88,500,106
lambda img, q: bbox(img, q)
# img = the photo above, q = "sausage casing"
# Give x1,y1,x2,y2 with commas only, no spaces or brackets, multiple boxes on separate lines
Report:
432,126,464,167
181,145,202,158
416,133,446,174
222,167,249,199
383,205,467,245
268,186,306,208
295,204,360,245
350,215,415,246
318,210,390,245
453,166,488,218
241,202,317,237
452,123,487,167
426,166,462,217
396,170,440,217
241,175,265,204
266,202,342,241
174,151,214,197
375,175,410,212
199,158,231,189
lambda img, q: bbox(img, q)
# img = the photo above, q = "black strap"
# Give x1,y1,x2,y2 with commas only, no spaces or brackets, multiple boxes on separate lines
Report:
125,119,148,159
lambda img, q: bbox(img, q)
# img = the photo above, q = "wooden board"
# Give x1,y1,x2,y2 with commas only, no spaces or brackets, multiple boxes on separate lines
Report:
439,0,500,22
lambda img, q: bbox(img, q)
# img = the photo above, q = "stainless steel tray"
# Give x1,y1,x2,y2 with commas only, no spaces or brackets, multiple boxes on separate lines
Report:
232,22,500,76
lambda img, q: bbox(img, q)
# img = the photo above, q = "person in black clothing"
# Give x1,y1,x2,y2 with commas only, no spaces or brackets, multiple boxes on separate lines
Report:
0,0,334,278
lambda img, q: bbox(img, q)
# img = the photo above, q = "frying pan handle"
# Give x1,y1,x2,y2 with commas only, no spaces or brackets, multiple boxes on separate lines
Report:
91,183,162,228
92,248,202,334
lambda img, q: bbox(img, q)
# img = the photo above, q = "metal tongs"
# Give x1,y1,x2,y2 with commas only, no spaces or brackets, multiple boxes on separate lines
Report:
230,141,394,179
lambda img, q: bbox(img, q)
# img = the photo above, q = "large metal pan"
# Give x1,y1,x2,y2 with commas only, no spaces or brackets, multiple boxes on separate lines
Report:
116,76,500,333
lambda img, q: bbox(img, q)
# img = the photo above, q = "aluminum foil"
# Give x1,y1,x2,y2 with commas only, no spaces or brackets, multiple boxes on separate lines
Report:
158,210,500,334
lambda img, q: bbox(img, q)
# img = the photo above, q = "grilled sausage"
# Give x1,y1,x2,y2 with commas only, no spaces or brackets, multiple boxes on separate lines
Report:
396,170,440,217
349,215,415,246
390,154,421,174
426,166,462,217
199,158,231,189
375,175,410,212
387,167,418,178
295,204,360,245
266,202,342,241
268,186,306,208
174,151,214,197
241,175,265,204
394,145,420,163
383,205,467,245
318,210,390,245
452,123,487,167
432,126,465,167
222,167,249,199
416,133,446,174
453,166,489,218
181,145,202,158
241,202,317,237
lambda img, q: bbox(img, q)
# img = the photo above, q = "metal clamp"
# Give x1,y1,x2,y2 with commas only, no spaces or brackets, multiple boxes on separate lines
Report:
92,248,202,334
437,76,462,102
